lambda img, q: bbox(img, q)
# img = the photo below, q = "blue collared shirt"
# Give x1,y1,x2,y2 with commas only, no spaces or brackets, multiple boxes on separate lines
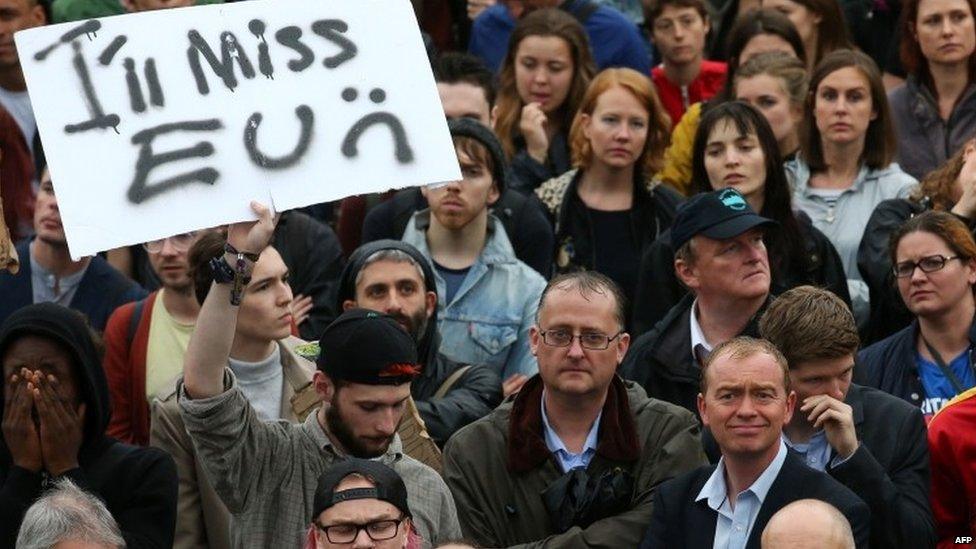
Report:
540,393,601,473
783,431,855,472
696,440,788,549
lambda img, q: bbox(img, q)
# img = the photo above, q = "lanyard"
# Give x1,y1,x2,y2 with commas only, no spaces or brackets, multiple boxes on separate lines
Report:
920,334,974,395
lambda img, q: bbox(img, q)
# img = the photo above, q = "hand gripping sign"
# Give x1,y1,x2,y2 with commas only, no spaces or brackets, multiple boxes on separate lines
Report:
16,0,460,259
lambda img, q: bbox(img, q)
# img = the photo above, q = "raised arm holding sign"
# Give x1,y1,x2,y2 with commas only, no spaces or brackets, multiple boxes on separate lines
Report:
15,0,459,259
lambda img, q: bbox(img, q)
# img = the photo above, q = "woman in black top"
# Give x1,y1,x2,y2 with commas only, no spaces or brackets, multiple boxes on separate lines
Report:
632,101,850,334
534,68,681,323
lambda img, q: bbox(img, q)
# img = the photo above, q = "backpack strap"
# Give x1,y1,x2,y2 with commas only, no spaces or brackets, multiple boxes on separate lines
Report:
126,298,147,350
433,365,474,400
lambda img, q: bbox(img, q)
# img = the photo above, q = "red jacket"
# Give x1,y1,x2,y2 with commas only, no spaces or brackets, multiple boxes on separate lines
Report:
651,60,727,127
103,291,158,446
928,387,976,548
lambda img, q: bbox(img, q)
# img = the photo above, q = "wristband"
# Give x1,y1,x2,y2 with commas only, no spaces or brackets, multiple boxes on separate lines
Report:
208,256,252,306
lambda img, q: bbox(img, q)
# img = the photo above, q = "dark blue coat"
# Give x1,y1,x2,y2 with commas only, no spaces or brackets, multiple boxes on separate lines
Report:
0,240,147,331
639,451,871,548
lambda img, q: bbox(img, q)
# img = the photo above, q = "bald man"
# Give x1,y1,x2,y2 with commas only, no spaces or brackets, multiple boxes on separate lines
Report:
761,499,855,549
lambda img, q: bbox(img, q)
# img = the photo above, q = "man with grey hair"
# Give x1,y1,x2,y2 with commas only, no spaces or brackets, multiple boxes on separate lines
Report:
16,478,124,549
761,499,856,549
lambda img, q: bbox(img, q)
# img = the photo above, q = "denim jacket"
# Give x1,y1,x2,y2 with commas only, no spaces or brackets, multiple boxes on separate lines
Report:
402,211,545,380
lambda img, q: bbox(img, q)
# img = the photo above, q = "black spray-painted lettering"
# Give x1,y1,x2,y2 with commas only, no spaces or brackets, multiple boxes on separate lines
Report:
127,119,224,204
124,58,146,113
187,30,256,95
248,19,274,79
310,20,357,69
98,35,127,66
64,41,120,134
244,105,313,169
34,19,100,61
145,59,164,107
124,58,165,112
340,88,413,163
274,26,314,72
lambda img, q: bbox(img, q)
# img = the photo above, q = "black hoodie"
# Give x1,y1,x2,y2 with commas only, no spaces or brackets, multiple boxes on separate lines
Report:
0,303,177,548
337,240,502,445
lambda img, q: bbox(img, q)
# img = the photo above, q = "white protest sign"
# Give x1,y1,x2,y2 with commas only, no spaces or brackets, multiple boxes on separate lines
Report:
16,0,460,259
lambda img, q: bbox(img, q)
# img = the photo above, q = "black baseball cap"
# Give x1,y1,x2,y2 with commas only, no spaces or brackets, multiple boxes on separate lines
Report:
316,309,421,385
312,458,412,519
670,188,777,251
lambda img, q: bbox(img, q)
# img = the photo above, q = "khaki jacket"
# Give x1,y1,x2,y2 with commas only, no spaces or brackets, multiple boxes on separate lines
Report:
150,337,319,549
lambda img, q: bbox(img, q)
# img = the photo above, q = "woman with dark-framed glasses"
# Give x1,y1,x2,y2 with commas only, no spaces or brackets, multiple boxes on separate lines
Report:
859,210,976,421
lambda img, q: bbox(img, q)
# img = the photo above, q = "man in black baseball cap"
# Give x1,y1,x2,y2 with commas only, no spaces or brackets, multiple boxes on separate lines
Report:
308,458,414,549
178,208,461,548
621,188,776,416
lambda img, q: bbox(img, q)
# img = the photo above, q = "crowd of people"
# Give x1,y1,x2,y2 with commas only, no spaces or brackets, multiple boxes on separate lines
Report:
0,0,975,547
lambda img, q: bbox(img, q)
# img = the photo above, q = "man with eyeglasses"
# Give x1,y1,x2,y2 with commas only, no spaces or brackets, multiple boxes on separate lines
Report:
443,270,706,547
0,167,146,330
101,230,201,447
307,458,415,549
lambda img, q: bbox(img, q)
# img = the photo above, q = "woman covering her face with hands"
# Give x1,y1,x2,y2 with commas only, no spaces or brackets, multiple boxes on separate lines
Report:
632,101,849,334
494,8,596,193
534,68,681,320
790,49,918,327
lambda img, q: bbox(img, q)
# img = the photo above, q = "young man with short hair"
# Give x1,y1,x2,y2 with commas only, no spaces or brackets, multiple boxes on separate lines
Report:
150,230,320,549
444,271,706,546
103,231,201,446
402,118,546,382
621,188,773,414
759,285,935,548
177,206,460,548
647,0,726,125
361,53,555,278
640,337,869,548
0,169,147,331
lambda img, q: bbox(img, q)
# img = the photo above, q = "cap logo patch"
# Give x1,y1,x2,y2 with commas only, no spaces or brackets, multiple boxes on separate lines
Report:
719,189,747,211
379,363,421,377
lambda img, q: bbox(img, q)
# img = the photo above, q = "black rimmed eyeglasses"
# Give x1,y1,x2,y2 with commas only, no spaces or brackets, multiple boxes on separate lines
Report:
539,329,622,350
892,255,961,278
313,517,405,543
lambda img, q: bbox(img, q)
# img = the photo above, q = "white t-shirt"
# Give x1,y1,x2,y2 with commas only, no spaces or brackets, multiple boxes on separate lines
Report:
0,86,36,154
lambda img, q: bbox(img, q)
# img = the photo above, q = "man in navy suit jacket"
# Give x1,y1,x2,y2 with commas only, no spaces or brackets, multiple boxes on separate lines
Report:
759,286,934,548
0,170,145,331
639,337,869,549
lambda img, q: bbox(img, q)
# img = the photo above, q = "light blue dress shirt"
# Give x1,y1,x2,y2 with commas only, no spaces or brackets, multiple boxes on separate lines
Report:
540,393,602,473
696,440,788,549
783,432,854,472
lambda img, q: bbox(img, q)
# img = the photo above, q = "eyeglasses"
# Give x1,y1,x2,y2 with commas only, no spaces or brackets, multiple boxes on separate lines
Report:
142,232,197,254
313,518,404,543
539,329,622,350
892,255,960,278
